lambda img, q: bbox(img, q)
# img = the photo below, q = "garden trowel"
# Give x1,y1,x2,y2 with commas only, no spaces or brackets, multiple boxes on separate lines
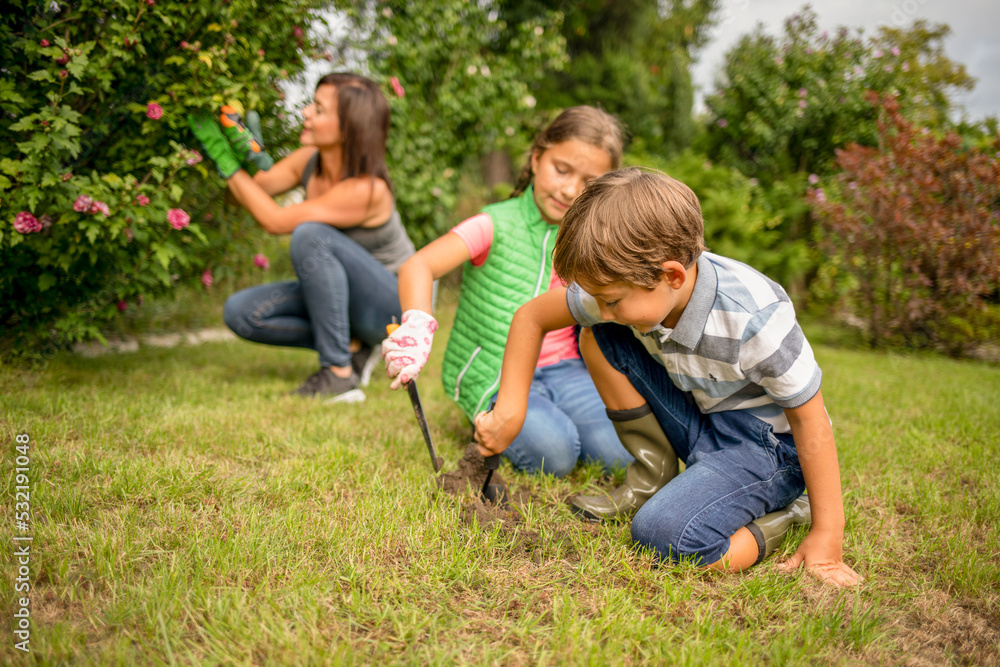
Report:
386,323,442,472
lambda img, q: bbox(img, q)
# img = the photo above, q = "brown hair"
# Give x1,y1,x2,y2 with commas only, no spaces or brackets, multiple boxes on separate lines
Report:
553,167,707,289
314,72,392,192
511,106,625,198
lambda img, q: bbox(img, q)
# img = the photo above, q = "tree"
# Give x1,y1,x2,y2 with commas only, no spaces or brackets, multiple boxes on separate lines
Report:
1,0,329,355
504,0,720,155
698,7,976,295
702,7,974,185
332,0,567,245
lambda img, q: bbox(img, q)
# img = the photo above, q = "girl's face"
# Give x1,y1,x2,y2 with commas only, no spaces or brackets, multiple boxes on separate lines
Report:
531,139,613,226
300,85,341,147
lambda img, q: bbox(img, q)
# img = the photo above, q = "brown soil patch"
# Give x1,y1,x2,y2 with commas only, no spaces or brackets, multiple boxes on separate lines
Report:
436,442,551,547
435,441,508,497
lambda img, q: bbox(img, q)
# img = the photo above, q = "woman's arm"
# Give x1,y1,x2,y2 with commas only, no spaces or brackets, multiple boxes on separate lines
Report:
779,391,862,587
226,168,393,235
397,233,473,313
248,146,314,197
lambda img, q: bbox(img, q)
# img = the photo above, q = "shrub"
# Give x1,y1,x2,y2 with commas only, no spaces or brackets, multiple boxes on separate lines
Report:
809,93,1000,354
0,0,327,358
630,150,797,280
699,8,976,297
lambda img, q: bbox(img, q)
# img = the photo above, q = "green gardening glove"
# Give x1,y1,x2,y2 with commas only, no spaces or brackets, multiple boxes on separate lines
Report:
188,112,243,178
220,107,274,171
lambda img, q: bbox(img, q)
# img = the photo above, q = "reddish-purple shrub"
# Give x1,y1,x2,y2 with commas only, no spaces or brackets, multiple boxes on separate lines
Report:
809,93,1000,354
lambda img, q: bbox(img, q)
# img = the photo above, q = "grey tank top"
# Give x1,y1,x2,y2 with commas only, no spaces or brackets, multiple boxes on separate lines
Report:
301,152,415,274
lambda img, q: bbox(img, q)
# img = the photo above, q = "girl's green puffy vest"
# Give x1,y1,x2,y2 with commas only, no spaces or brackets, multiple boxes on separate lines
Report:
442,187,560,420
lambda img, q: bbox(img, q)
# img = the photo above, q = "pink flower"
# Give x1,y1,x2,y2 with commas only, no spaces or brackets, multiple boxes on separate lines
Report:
253,253,270,270
390,77,405,98
62,172,72,182
902,61,910,72
717,118,728,128
201,269,213,288
891,47,901,56
14,211,42,234
40,39,50,47
167,208,190,230
185,150,202,166
90,200,110,216
73,195,93,212
873,49,884,58
808,173,819,185
292,25,303,38
798,87,807,97
146,102,163,120
117,300,128,312
798,100,807,109
135,194,150,206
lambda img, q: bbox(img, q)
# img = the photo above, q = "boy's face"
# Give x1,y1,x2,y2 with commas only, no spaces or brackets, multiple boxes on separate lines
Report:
579,276,677,333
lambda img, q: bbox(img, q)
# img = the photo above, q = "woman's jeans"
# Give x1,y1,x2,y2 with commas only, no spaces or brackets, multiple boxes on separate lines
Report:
591,323,806,565
224,223,402,368
499,358,634,477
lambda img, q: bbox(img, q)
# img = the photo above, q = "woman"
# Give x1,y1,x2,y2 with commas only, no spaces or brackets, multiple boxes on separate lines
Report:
194,73,414,402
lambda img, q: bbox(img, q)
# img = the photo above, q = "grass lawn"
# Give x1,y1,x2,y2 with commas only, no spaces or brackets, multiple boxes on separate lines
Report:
3,300,999,665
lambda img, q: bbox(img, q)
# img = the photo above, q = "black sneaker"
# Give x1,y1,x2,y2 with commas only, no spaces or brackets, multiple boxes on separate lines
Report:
351,343,382,388
291,368,365,403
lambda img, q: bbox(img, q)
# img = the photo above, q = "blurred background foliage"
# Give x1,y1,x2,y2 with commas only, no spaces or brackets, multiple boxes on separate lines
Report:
3,0,998,359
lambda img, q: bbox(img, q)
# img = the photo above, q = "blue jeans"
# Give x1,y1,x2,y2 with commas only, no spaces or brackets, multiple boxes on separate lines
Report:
500,359,634,477
591,323,805,565
224,223,402,368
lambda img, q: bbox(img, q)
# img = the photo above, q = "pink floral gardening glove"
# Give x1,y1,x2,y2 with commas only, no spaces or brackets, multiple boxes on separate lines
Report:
382,309,438,390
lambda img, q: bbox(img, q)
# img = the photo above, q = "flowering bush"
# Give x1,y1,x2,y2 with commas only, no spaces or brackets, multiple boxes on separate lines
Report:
809,93,1000,353
1,0,326,356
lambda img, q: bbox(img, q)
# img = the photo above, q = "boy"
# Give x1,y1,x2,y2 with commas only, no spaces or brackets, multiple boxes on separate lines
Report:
475,168,861,587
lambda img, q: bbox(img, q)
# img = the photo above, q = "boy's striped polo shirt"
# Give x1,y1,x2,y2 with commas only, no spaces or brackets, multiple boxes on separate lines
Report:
567,252,822,435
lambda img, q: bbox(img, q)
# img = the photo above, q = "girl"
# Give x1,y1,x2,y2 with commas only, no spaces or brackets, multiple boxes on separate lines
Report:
381,107,631,476
196,73,415,402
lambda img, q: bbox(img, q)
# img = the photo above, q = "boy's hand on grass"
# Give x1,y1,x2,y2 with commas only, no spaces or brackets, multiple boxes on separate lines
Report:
777,529,862,587
473,407,523,458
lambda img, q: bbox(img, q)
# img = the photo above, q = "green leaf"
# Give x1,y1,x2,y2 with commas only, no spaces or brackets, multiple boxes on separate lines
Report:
38,273,57,291
28,70,55,83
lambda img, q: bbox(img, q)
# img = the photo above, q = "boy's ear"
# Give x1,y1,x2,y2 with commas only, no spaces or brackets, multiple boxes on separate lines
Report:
660,261,688,289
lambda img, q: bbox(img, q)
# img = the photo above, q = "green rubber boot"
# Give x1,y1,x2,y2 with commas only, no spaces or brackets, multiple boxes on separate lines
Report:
570,405,679,523
746,495,812,564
